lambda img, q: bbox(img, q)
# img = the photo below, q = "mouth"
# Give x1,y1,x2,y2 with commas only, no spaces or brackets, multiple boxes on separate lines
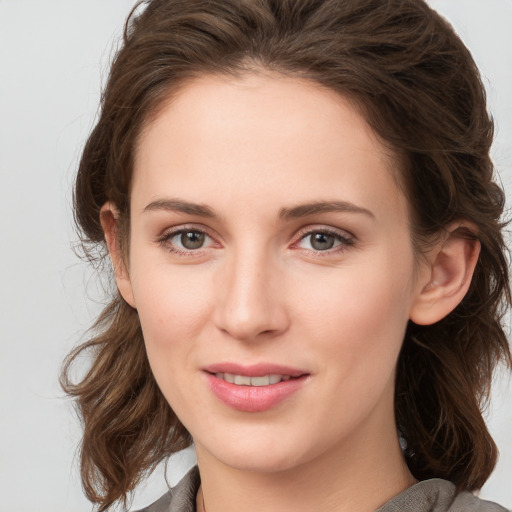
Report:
203,363,309,412
212,373,293,386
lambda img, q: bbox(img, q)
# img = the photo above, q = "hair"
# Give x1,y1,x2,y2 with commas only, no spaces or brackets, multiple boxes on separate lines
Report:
61,0,511,510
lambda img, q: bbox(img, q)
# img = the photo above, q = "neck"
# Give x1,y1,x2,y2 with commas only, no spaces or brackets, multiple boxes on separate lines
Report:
195,403,416,512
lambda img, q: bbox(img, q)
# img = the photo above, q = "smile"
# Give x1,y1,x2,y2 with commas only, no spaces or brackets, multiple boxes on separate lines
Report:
214,373,292,386
204,365,309,412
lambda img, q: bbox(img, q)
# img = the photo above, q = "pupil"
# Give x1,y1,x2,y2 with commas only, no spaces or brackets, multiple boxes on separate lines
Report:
311,233,334,250
181,231,205,249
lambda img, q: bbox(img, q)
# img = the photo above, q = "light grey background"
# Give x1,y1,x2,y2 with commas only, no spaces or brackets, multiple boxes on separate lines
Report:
0,1,511,511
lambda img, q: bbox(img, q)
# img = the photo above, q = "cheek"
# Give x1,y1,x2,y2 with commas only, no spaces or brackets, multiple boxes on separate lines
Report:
129,263,216,415
294,248,415,381
129,261,214,355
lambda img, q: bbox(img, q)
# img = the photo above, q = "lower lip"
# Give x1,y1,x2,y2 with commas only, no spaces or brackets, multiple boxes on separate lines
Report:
205,373,308,412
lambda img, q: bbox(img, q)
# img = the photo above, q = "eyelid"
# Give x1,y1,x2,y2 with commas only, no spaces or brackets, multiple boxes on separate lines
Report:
293,224,355,240
158,222,213,238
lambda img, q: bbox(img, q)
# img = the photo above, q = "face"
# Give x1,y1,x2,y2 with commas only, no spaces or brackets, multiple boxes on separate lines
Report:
117,72,428,474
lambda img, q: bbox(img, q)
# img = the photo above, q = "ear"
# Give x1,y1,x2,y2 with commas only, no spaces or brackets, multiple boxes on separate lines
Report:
100,202,136,308
409,223,480,326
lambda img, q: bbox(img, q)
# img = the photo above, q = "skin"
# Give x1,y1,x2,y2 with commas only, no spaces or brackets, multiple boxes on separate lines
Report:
102,71,479,512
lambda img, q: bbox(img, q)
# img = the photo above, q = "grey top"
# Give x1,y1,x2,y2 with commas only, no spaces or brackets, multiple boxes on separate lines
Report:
136,466,508,512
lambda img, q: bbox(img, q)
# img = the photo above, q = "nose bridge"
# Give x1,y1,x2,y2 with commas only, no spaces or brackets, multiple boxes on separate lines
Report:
214,240,287,341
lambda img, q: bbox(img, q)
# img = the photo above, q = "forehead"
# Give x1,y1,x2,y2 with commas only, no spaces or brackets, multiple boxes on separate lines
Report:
132,72,407,224
137,71,391,165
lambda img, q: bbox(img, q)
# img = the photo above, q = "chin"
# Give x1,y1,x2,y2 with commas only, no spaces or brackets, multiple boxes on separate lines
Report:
216,452,304,474
195,428,324,475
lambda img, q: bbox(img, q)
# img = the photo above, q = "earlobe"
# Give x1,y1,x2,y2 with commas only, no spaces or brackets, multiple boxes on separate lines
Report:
100,202,136,308
409,224,480,326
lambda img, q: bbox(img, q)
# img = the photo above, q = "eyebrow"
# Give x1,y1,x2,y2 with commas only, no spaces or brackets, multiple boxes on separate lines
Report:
278,200,375,220
143,198,374,220
143,198,215,217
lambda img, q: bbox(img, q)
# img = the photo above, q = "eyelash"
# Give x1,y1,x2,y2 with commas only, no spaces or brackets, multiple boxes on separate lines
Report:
157,225,355,257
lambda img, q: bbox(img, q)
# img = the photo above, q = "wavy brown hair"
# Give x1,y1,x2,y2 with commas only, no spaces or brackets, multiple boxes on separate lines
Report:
61,0,511,510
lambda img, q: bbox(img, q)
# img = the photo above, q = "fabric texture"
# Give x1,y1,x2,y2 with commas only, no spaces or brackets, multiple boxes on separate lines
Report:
135,466,509,512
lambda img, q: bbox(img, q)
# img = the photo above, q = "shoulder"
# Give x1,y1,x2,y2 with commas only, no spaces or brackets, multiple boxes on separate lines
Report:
133,471,509,512
451,488,509,512
133,466,200,512
377,479,509,512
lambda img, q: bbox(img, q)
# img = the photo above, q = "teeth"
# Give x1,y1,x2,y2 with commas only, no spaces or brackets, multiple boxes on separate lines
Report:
215,373,293,386
251,375,270,386
269,374,281,384
234,375,251,385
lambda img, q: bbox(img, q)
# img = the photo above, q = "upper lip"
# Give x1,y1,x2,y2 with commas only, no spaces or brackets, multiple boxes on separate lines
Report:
203,362,308,378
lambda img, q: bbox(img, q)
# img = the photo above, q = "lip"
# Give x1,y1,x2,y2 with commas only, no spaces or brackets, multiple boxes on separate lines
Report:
203,362,307,378
203,362,309,413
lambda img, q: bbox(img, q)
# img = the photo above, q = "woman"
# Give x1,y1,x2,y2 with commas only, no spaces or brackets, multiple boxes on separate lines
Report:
61,0,512,511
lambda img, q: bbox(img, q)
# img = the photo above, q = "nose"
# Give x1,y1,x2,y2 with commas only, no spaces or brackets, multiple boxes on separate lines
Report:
213,247,290,342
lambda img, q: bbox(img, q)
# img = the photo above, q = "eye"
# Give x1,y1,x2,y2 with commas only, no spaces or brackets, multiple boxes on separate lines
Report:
158,227,216,254
295,228,354,253
174,230,206,250
304,232,338,251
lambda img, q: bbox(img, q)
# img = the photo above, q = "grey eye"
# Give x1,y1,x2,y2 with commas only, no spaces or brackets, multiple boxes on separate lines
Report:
179,231,206,249
296,229,352,253
309,232,336,251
